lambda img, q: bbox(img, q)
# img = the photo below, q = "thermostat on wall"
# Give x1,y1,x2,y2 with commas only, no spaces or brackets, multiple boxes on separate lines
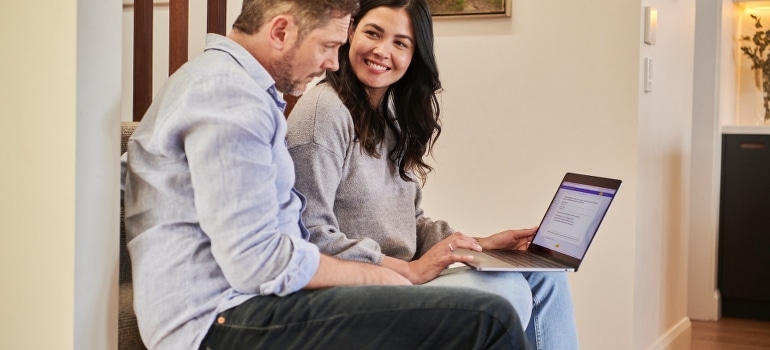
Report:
644,6,657,45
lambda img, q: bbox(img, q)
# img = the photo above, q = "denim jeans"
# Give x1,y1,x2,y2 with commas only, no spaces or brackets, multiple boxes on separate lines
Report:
522,272,579,350
199,285,531,350
426,268,579,350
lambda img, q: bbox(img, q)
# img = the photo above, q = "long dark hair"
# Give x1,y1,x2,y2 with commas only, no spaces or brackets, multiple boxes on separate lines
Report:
325,0,442,183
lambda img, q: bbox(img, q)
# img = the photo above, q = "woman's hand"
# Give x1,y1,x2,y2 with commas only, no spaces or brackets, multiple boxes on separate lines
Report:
476,227,537,251
382,232,481,284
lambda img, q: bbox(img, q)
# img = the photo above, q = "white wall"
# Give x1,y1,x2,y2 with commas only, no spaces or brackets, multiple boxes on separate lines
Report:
0,0,121,348
634,1,695,348
76,0,123,347
688,0,731,323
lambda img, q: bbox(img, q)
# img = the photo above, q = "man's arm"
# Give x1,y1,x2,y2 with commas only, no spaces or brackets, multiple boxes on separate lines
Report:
304,254,411,289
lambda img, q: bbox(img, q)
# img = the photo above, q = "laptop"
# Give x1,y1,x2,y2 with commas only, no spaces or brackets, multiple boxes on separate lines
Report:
453,172,621,272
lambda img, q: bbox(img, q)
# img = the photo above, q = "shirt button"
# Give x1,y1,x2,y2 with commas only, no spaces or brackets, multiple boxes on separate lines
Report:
217,316,226,324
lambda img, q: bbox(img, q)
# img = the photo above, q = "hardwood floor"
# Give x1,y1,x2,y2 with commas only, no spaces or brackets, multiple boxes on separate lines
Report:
691,317,770,349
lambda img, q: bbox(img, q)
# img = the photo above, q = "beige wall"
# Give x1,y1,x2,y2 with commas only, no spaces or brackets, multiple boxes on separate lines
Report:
426,3,638,349
1,0,78,348
0,0,122,348
422,0,693,348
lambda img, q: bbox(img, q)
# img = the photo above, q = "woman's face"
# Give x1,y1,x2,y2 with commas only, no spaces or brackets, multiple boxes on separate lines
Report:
348,6,415,106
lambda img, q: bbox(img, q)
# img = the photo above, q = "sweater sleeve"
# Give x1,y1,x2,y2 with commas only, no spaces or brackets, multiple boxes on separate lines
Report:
287,85,386,264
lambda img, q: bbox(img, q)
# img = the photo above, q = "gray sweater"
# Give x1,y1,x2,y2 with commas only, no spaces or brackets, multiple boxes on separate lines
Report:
286,84,453,264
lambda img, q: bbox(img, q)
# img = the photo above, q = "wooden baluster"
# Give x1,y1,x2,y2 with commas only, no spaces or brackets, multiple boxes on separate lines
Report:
133,0,227,121
133,0,153,121
169,0,189,76
208,0,227,35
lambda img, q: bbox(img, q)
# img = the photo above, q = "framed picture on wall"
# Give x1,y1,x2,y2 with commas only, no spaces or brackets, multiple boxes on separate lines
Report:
429,0,511,18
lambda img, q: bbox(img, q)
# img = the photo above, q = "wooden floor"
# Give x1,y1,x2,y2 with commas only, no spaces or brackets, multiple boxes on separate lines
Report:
691,317,770,349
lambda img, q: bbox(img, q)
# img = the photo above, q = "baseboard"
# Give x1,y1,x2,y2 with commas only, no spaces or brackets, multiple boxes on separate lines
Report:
688,289,722,321
646,317,692,350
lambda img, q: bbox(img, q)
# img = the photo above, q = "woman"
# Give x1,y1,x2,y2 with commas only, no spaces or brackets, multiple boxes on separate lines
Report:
287,0,579,348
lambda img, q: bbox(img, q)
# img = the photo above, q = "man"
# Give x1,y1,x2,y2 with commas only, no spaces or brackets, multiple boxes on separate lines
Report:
124,0,530,349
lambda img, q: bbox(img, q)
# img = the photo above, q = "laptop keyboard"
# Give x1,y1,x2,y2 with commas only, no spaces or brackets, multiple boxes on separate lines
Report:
483,249,568,268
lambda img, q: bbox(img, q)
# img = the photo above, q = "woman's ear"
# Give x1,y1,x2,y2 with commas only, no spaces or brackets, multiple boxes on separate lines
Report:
348,21,356,41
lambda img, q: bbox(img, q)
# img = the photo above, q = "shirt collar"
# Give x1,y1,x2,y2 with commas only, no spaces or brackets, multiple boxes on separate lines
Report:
204,33,286,110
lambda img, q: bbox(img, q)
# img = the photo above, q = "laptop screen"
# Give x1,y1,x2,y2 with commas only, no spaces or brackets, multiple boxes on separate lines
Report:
531,179,618,260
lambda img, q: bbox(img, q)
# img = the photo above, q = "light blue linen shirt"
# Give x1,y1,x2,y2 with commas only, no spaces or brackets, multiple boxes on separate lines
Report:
124,34,320,350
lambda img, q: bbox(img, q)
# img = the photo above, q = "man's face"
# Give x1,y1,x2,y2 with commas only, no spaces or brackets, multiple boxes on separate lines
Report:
273,15,351,96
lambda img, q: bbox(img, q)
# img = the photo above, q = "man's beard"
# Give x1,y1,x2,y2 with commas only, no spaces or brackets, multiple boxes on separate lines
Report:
271,47,306,96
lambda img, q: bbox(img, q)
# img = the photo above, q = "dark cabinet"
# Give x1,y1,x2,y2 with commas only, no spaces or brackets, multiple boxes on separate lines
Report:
718,133,770,321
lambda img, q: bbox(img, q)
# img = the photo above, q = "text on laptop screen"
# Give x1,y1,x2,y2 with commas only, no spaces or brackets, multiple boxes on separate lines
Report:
531,181,617,259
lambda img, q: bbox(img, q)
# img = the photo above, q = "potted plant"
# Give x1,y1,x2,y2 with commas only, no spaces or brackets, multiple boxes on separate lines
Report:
740,14,770,124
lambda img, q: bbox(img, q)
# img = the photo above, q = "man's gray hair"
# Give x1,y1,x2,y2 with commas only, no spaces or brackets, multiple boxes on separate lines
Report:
233,0,359,41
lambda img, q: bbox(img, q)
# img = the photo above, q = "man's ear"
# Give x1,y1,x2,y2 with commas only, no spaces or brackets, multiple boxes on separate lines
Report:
267,15,296,50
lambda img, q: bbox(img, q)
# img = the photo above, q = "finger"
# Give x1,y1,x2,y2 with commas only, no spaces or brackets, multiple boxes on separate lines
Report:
512,228,536,238
445,233,481,251
455,236,482,251
514,239,531,250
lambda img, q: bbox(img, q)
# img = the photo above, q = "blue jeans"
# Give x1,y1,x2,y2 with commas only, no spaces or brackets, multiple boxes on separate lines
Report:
199,285,531,350
426,268,579,350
